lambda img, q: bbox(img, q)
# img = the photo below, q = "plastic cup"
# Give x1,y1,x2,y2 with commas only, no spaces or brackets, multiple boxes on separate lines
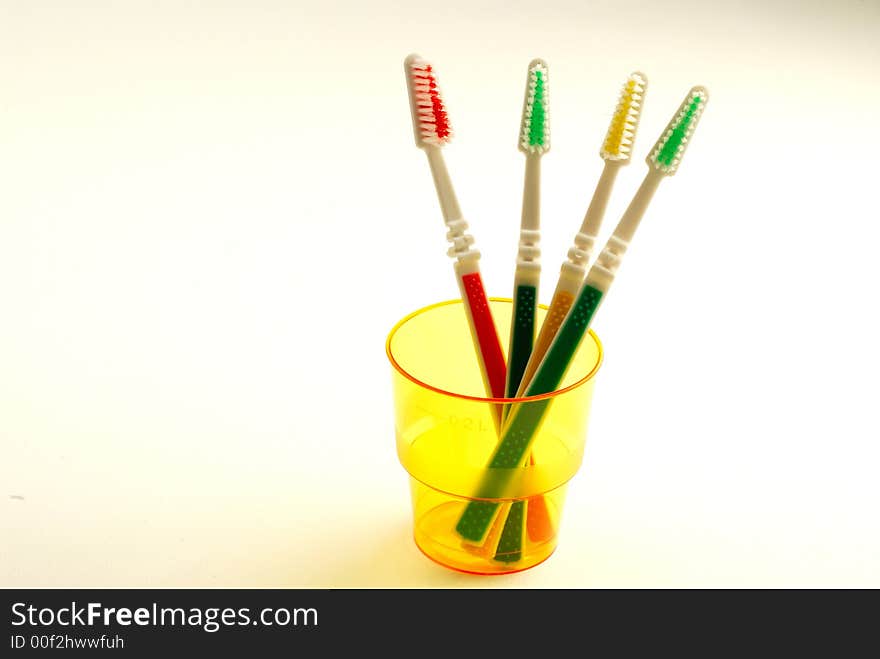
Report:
386,298,602,575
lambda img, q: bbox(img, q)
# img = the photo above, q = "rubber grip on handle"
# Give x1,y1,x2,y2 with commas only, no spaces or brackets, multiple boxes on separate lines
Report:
493,500,525,563
520,289,575,393
461,272,507,400
527,284,603,398
506,284,537,398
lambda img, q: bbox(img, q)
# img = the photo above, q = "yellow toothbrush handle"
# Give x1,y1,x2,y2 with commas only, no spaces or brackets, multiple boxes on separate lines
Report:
517,288,575,396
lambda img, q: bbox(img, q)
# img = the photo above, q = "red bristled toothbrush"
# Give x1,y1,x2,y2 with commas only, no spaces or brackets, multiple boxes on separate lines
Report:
404,54,507,422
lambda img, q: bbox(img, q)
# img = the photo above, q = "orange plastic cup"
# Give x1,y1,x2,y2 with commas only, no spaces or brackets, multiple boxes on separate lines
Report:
386,298,602,574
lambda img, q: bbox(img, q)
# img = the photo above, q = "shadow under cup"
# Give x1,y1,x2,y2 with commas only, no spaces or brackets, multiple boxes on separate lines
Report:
386,298,603,575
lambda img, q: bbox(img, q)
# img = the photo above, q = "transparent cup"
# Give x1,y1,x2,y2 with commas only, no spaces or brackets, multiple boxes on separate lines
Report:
386,298,602,574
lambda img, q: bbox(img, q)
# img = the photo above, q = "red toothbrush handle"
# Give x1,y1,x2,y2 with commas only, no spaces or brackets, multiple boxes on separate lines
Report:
460,272,507,400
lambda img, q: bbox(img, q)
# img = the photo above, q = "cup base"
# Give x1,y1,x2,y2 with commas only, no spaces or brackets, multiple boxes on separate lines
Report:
412,498,559,575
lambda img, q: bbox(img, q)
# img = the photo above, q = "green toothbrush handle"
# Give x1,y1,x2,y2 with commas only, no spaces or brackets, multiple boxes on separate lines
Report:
455,402,552,542
455,284,604,543
525,284,604,398
507,284,537,398
493,500,526,563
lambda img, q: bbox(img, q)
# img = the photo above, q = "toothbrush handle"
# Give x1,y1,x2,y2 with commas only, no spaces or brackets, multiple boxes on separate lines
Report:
455,400,552,542
517,285,576,397
455,284,604,543
526,285,604,398
507,153,541,397
426,142,507,407
504,223,541,414
458,269,507,403
493,500,526,563
507,283,537,398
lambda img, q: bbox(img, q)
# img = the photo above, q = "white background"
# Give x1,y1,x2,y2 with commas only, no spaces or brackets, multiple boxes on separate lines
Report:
2,0,879,587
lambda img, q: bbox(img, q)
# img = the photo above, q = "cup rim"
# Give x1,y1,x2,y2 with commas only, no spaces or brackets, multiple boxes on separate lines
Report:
385,297,603,403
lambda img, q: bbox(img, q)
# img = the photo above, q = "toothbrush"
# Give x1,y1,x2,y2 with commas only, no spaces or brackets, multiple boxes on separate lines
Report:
491,59,550,562
515,72,648,398
404,54,507,423
456,86,709,543
505,58,550,402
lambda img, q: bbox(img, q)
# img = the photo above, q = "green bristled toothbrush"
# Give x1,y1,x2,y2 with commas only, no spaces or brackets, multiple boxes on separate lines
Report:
506,58,550,403
456,86,709,544
490,59,549,564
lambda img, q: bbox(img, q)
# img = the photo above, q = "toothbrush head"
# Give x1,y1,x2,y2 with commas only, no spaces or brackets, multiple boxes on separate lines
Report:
648,86,708,175
519,59,550,155
600,71,647,162
404,54,452,148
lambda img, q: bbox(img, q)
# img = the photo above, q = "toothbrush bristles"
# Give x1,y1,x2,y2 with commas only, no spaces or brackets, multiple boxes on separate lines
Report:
601,72,647,162
648,86,708,175
519,59,550,155
408,57,452,146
